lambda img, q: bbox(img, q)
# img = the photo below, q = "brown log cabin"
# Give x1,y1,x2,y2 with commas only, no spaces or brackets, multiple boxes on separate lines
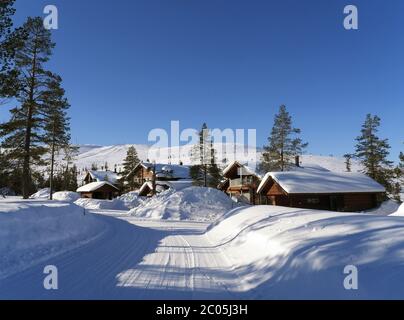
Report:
257,170,386,212
129,162,192,196
220,161,262,204
76,181,119,200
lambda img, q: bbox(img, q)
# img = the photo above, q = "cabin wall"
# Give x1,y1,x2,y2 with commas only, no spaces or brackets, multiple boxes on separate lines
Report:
343,193,377,211
79,185,119,200
261,190,381,212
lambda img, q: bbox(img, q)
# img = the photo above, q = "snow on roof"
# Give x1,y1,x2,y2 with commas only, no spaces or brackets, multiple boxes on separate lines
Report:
257,171,386,194
223,161,262,178
138,181,170,195
77,181,119,193
135,162,190,179
87,170,119,184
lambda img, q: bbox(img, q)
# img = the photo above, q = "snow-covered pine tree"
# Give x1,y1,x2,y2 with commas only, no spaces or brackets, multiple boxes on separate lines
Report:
120,145,140,191
42,75,71,200
259,105,308,172
0,17,57,198
344,153,352,172
354,114,393,193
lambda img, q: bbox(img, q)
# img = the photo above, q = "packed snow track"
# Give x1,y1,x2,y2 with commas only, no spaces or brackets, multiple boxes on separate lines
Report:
0,210,238,299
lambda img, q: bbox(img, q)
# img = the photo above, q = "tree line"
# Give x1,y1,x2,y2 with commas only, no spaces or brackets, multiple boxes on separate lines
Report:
0,1,75,198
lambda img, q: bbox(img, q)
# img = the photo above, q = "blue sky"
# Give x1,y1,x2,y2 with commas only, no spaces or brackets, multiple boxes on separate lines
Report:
2,0,403,160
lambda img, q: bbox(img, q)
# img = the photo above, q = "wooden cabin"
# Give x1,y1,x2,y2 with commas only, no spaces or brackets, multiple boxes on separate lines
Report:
128,162,192,195
220,161,261,204
76,181,119,200
138,181,171,197
82,170,119,187
257,171,385,212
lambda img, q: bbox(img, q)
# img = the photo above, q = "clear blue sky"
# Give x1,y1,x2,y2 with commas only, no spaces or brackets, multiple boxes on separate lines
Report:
2,0,403,160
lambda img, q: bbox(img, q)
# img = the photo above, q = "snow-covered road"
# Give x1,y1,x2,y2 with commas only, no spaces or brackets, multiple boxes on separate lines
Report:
0,210,237,300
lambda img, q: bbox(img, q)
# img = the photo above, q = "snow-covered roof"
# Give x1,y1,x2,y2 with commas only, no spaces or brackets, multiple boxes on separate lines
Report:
134,162,190,179
257,171,386,194
77,181,119,193
138,181,170,195
223,161,262,178
86,170,119,184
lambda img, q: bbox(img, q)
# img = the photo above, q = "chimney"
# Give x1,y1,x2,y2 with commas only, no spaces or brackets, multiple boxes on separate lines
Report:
295,155,300,167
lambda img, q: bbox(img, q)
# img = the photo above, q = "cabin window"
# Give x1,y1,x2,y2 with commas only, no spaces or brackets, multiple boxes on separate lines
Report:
307,198,320,204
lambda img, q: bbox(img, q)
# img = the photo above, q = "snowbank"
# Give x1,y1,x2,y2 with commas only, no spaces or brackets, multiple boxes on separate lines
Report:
206,205,404,299
129,187,239,221
0,199,106,279
391,202,404,216
29,188,50,199
365,199,401,216
53,191,80,202
117,191,144,209
74,198,127,210
30,189,80,202
74,192,144,211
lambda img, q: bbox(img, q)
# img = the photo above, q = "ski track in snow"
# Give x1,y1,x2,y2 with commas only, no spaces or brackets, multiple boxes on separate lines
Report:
0,210,237,300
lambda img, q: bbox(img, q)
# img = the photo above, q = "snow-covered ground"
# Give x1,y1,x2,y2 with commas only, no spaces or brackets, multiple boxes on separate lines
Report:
2,196,404,299
0,198,105,280
129,187,239,221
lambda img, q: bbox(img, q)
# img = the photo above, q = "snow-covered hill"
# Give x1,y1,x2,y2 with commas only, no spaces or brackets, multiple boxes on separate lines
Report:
69,143,362,174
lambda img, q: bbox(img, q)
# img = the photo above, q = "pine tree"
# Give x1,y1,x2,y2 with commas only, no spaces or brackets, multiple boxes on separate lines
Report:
190,124,221,187
392,152,404,202
0,0,18,100
120,146,140,191
354,114,393,192
0,17,56,198
259,105,308,172
344,153,352,172
42,75,71,199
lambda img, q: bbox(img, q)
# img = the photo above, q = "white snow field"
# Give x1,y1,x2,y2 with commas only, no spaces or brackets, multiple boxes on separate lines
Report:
129,187,239,221
0,199,105,280
1,196,404,299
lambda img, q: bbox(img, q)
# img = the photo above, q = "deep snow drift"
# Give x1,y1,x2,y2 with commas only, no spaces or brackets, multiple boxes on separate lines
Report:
391,202,404,216
74,192,143,211
0,199,105,279
29,189,80,202
29,188,51,199
129,187,239,221
206,205,404,299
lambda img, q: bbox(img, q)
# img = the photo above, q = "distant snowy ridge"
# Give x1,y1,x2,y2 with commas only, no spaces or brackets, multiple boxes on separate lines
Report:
67,143,363,175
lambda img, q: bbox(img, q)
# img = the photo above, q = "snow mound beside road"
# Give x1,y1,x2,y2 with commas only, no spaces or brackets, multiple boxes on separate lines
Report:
53,191,80,202
206,205,404,299
0,199,105,279
74,192,144,211
129,187,238,221
29,188,50,199
391,202,404,216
